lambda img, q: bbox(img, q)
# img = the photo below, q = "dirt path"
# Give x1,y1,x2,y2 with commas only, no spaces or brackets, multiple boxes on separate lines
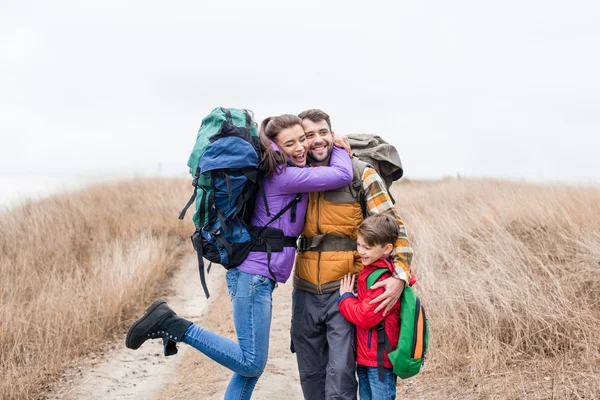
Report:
48,258,426,399
156,268,304,400
48,257,227,399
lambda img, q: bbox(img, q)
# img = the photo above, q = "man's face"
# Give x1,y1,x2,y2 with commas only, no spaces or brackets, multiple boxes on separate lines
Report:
301,119,334,164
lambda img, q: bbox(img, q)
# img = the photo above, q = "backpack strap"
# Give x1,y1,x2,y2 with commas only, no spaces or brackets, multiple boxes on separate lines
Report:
191,189,211,298
374,321,394,381
297,234,357,252
260,181,271,217
366,268,390,289
368,267,395,380
178,167,200,220
255,194,302,282
191,230,210,298
350,158,370,218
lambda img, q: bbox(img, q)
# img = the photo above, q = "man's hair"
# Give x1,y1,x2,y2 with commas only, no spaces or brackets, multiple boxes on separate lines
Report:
298,109,332,132
357,214,400,247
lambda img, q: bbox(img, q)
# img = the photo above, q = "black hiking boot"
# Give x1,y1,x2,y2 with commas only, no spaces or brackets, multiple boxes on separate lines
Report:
125,300,192,355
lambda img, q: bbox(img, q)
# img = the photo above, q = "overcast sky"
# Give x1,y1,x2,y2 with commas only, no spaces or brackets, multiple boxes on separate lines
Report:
1,0,599,195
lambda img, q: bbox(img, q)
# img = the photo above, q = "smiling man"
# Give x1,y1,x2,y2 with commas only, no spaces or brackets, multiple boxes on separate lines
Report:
291,109,412,400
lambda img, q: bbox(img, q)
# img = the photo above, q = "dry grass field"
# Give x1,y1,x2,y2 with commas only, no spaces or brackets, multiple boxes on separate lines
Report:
0,178,193,399
1,178,599,399
390,179,600,399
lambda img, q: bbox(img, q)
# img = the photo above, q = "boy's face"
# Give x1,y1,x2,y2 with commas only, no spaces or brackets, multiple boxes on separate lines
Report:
356,233,394,266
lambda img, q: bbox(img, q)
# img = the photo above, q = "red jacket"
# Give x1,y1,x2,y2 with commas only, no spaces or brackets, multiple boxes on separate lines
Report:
338,258,400,369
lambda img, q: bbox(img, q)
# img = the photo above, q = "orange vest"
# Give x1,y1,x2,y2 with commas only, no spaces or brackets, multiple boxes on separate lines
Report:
294,160,366,294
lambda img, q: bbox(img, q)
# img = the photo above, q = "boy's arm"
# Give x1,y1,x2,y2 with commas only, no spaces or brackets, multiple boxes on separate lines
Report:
338,284,388,329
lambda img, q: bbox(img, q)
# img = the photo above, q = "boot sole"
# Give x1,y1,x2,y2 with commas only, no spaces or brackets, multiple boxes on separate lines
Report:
125,299,167,349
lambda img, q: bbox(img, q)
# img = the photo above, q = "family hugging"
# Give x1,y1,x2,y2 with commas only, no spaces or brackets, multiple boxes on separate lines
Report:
125,109,418,400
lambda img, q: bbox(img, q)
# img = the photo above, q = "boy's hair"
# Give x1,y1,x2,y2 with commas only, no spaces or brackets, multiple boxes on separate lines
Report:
357,214,400,247
298,109,332,132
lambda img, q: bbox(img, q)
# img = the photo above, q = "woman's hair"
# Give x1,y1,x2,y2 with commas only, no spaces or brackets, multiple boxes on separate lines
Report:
357,214,400,247
259,114,303,176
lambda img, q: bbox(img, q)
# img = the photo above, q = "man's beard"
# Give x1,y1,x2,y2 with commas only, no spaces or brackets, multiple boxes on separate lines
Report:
307,143,333,163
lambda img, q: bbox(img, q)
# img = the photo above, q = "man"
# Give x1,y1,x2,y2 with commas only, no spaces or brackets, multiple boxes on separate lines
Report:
291,109,412,400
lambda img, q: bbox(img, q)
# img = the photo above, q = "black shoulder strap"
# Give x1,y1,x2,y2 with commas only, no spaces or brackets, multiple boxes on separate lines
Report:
178,167,200,220
375,321,394,381
260,181,271,217
256,194,302,237
351,158,369,218
191,231,210,298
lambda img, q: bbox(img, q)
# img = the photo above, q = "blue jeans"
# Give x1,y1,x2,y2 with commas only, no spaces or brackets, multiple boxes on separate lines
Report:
183,268,275,400
357,365,397,400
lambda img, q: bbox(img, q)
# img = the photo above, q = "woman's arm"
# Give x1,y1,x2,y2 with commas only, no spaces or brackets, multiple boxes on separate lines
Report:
275,147,353,194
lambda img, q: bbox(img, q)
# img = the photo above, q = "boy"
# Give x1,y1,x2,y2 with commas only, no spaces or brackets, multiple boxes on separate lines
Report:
338,213,403,400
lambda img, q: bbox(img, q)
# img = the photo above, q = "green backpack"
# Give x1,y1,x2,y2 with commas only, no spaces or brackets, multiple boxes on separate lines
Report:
367,268,429,379
347,134,403,216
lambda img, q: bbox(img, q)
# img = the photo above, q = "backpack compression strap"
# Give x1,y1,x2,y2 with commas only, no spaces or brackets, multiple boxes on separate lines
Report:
367,268,394,381
178,167,200,220
255,194,302,282
191,230,210,298
375,321,394,381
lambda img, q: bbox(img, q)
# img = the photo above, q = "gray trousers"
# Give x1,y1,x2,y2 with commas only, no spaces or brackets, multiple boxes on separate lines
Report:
291,289,357,400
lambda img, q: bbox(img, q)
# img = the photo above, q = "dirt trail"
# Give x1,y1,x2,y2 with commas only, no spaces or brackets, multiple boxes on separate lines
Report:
45,256,430,399
157,266,304,399
49,257,426,399
48,257,226,399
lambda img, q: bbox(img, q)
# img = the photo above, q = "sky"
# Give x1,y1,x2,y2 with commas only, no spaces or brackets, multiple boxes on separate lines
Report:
1,0,599,203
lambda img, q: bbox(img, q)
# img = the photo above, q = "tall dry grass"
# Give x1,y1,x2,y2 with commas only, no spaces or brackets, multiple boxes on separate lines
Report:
0,178,194,399
2,178,599,399
391,179,600,398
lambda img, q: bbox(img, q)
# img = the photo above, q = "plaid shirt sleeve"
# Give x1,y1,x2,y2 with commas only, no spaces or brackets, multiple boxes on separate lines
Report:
361,167,413,283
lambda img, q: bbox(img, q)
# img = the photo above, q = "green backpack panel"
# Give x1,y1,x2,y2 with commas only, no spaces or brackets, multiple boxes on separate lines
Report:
367,268,429,379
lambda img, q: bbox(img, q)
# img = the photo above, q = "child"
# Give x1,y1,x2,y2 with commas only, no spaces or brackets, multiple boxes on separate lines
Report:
338,213,403,400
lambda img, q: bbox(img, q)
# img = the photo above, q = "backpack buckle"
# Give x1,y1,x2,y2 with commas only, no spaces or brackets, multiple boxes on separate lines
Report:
297,236,308,252
191,231,202,252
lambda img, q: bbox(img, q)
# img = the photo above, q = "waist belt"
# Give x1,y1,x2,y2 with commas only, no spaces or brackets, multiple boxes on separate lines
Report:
297,234,357,252
252,235,298,252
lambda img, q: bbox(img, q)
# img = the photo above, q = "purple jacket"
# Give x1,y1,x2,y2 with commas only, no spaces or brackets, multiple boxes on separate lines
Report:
237,147,353,282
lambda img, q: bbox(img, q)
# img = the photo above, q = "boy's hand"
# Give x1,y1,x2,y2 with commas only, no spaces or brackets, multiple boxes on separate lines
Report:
369,277,405,316
339,273,356,296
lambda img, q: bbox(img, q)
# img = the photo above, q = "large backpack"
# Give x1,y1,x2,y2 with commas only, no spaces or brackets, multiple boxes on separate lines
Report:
179,107,300,298
347,134,403,216
367,268,429,380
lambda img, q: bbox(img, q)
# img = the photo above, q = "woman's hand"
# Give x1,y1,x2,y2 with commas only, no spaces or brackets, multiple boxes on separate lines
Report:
333,134,351,156
339,273,356,296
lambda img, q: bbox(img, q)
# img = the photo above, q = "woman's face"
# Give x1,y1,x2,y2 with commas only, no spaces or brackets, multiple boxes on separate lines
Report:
273,124,309,167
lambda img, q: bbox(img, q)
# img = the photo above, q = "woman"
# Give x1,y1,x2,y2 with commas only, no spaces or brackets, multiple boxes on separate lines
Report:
126,114,353,399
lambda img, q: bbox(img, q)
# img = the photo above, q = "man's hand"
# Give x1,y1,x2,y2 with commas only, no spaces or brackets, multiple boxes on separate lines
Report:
368,277,405,316
339,273,356,296
333,134,351,156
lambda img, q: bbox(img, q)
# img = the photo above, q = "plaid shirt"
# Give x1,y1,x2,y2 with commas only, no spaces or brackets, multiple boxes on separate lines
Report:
361,167,413,283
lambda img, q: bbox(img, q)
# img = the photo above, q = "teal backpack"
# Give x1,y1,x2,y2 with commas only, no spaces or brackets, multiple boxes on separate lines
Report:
179,107,300,298
367,269,429,379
